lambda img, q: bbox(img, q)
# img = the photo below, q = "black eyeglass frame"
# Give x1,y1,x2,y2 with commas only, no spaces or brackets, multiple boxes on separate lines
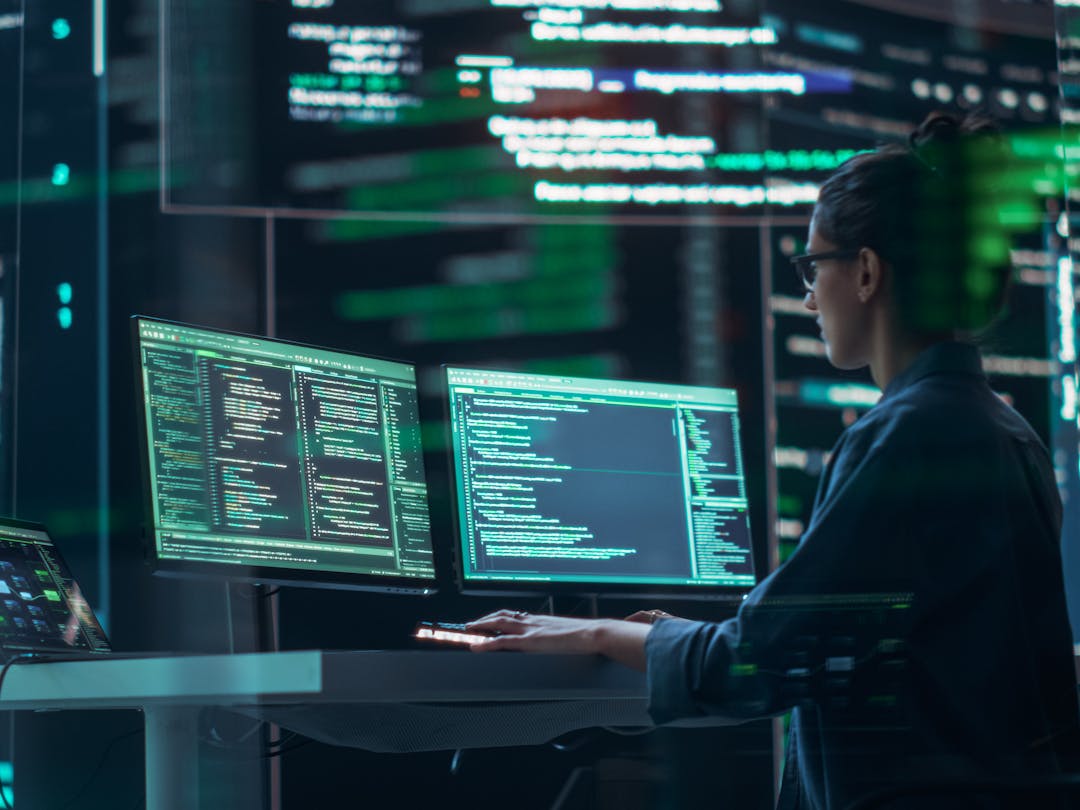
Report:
790,248,861,291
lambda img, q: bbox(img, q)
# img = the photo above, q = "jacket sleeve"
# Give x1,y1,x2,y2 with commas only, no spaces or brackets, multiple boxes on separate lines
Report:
645,421,926,724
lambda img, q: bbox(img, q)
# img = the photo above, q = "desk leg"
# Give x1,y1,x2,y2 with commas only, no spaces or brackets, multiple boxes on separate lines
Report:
144,706,200,810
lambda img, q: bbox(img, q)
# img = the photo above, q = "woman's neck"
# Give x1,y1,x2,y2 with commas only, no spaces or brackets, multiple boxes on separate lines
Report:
868,320,950,390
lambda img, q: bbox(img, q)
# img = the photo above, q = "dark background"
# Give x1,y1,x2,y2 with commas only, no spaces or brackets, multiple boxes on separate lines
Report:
3,0,1076,807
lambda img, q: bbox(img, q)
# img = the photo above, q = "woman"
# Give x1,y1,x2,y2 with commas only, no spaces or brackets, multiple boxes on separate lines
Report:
467,113,1080,808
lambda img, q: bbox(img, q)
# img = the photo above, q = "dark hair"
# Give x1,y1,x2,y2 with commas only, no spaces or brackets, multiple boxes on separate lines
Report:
812,111,1013,335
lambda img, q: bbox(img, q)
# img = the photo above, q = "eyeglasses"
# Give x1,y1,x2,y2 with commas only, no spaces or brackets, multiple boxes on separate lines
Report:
790,249,861,291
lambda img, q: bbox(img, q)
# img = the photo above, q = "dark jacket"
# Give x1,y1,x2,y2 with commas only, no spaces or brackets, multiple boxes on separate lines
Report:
646,342,1080,809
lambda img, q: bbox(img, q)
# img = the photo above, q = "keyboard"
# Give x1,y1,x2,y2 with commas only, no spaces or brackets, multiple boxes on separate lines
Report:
412,622,499,647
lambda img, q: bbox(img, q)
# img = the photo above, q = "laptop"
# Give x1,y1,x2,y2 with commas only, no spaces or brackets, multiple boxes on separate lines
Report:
0,517,110,661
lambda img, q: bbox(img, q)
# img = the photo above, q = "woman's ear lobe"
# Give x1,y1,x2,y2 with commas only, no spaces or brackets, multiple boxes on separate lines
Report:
857,248,884,303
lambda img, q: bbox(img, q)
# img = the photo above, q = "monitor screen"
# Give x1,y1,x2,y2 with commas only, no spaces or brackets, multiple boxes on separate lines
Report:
134,317,436,592
0,518,111,657
446,366,755,596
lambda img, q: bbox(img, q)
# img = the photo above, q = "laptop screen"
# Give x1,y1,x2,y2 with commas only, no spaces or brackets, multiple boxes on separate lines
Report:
0,519,110,657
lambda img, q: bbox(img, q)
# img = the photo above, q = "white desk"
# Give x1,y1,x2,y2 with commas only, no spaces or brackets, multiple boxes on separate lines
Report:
0,650,671,810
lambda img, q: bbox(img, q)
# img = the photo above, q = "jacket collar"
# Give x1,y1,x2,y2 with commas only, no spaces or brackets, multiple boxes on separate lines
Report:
880,341,984,402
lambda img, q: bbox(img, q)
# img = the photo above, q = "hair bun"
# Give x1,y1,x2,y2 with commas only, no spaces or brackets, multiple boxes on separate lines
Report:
909,110,1000,151
910,112,960,149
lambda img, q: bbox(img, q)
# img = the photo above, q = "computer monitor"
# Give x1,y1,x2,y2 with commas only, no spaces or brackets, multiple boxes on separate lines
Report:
133,317,436,593
446,367,756,598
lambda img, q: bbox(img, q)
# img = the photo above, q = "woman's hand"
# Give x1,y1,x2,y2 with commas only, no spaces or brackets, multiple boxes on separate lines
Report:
465,610,653,671
466,610,604,654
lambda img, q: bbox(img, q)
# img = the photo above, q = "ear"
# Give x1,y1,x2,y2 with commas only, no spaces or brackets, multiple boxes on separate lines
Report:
855,247,885,304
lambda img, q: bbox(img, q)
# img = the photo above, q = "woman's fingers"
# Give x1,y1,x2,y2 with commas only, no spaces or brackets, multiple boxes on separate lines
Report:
467,609,534,632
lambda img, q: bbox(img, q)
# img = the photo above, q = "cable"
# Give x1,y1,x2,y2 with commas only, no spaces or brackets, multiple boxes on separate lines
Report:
0,653,145,810
0,653,39,810
203,724,301,758
57,727,143,810
0,653,37,704
203,717,268,748
263,736,313,759
267,731,298,750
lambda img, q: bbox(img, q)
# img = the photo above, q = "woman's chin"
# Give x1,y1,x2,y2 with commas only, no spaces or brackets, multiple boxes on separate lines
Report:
824,345,858,371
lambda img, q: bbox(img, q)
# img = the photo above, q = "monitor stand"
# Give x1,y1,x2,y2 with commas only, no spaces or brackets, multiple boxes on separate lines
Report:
537,594,600,619
222,581,280,654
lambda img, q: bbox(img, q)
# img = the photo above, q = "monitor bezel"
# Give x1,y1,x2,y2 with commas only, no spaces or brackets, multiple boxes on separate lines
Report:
132,315,438,595
443,364,758,603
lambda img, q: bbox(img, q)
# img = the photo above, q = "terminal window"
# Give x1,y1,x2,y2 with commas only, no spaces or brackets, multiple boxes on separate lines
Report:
447,368,755,589
137,319,434,581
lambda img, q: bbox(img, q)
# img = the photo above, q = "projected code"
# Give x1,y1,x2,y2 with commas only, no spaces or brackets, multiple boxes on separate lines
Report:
259,0,827,213
287,23,422,124
454,390,753,586
464,2,824,209
141,340,433,578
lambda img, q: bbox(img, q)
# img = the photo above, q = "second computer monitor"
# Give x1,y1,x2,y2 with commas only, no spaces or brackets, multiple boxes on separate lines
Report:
446,367,756,597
